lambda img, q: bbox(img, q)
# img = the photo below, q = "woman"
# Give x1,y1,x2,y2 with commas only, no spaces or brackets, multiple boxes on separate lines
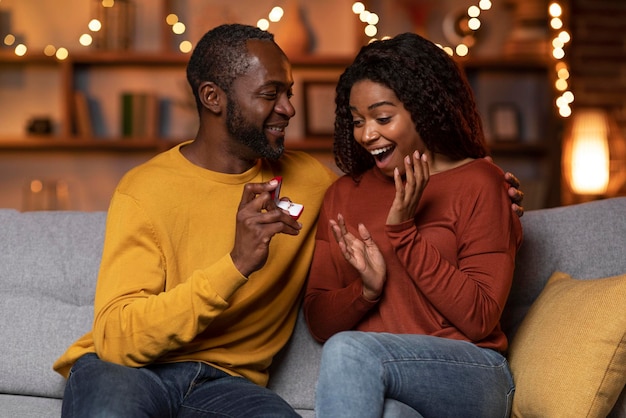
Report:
303,32,523,418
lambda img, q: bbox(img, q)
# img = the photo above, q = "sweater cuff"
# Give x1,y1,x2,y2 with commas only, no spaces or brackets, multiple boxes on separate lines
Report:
352,280,380,307
385,219,415,234
204,254,248,301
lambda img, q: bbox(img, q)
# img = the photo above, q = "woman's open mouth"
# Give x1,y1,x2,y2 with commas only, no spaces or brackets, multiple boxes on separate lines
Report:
370,145,395,163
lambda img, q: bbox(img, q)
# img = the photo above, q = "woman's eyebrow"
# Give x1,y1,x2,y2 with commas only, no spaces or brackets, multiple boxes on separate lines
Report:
349,101,396,112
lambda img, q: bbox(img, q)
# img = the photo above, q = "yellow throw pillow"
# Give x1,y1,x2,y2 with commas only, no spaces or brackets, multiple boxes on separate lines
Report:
508,271,626,418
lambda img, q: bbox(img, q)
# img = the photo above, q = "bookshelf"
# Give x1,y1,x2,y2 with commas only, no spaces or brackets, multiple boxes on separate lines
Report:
0,46,354,151
458,56,562,209
0,0,560,209
0,51,559,208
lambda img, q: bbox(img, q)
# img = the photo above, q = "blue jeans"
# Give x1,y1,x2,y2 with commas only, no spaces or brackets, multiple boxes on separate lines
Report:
315,332,514,418
61,353,299,417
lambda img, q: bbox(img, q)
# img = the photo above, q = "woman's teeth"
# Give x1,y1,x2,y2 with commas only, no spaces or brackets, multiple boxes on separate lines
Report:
370,146,394,161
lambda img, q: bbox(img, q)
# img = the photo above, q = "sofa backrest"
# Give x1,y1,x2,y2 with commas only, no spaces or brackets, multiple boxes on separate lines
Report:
2,196,625,406
0,209,107,399
502,196,626,342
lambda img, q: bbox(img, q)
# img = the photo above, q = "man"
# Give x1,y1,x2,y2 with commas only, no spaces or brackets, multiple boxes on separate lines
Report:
54,24,335,417
54,24,523,417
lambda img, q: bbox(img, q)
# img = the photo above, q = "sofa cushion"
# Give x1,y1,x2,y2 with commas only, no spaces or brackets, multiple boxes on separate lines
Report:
268,309,322,413
503,196,626,343
0,394,63,418
0,209,106,398
508,271,626,418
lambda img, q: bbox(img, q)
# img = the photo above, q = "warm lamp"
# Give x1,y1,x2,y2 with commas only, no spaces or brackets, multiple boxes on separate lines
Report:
562,108,626,198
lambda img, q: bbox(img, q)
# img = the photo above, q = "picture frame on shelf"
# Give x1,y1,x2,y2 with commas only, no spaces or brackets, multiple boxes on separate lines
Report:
302,80,336,137
489,102,521,142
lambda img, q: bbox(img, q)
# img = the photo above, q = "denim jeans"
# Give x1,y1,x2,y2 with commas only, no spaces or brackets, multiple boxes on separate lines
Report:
315,332,514,418
61,353,299,418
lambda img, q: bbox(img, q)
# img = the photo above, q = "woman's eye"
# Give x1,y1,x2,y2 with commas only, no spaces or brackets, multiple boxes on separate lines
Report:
352,120,364,127
377,116,391,124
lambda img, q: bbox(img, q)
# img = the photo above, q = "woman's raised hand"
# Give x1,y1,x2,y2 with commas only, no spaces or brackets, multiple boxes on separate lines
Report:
386,151,429,226
330,214,386,301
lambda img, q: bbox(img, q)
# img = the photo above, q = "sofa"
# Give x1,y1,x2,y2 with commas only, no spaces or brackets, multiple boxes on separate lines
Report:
1,197,625,417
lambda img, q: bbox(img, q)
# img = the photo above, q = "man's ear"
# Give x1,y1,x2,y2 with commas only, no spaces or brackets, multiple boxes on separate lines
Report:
198,81,222,114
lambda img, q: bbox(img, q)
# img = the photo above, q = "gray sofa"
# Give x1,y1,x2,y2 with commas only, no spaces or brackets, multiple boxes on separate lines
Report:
1,197,625,417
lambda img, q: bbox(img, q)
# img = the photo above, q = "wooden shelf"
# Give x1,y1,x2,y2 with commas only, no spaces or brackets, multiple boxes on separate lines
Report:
0,137,173,152
69,51,190,66
0,135,543,161
0,51,61,64
0,136,333,153
456,55,552,72
0,50,351,67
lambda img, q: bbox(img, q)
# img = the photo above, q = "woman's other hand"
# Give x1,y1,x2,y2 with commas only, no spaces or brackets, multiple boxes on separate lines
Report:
330,214,386,301
386,151,430,225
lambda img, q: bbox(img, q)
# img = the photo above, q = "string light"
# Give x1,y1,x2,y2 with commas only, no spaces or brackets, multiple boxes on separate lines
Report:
164,11,191,53
0,2,486,59
168,3,382,53
4,0,532,64
404,1,492,57
3,34,15,46
444,0,492,57
163,4,291,54
549,1,573,118
268,6,284,22
14,43,27,56
350,2,380,41
256,6,284,31
43,45,56,57
1,0,107,59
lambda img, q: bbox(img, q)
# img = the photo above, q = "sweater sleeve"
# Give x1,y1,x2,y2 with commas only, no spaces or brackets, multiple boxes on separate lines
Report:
386,174,521,342
303,191,378,343
92,192,248,366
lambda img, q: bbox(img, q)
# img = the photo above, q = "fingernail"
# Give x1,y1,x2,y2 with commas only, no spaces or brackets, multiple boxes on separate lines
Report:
269,179,278,185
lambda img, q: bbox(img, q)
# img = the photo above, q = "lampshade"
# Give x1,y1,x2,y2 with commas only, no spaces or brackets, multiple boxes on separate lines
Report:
562,108,626,198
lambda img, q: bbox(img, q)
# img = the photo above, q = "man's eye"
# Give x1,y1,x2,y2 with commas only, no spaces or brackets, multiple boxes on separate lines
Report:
262,92,278,99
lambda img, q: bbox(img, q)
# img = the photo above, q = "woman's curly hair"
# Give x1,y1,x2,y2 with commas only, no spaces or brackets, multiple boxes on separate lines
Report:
334,32,487,179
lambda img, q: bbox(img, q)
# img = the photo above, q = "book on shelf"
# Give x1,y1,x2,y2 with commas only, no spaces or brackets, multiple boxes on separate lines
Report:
121,92,159,139
92,0,134,51
73,91,94,138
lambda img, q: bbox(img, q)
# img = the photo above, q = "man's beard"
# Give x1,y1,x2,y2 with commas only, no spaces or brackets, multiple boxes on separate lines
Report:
226,100,284,161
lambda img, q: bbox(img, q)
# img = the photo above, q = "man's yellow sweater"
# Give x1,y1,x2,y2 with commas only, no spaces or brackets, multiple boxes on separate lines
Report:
53,142,336,387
